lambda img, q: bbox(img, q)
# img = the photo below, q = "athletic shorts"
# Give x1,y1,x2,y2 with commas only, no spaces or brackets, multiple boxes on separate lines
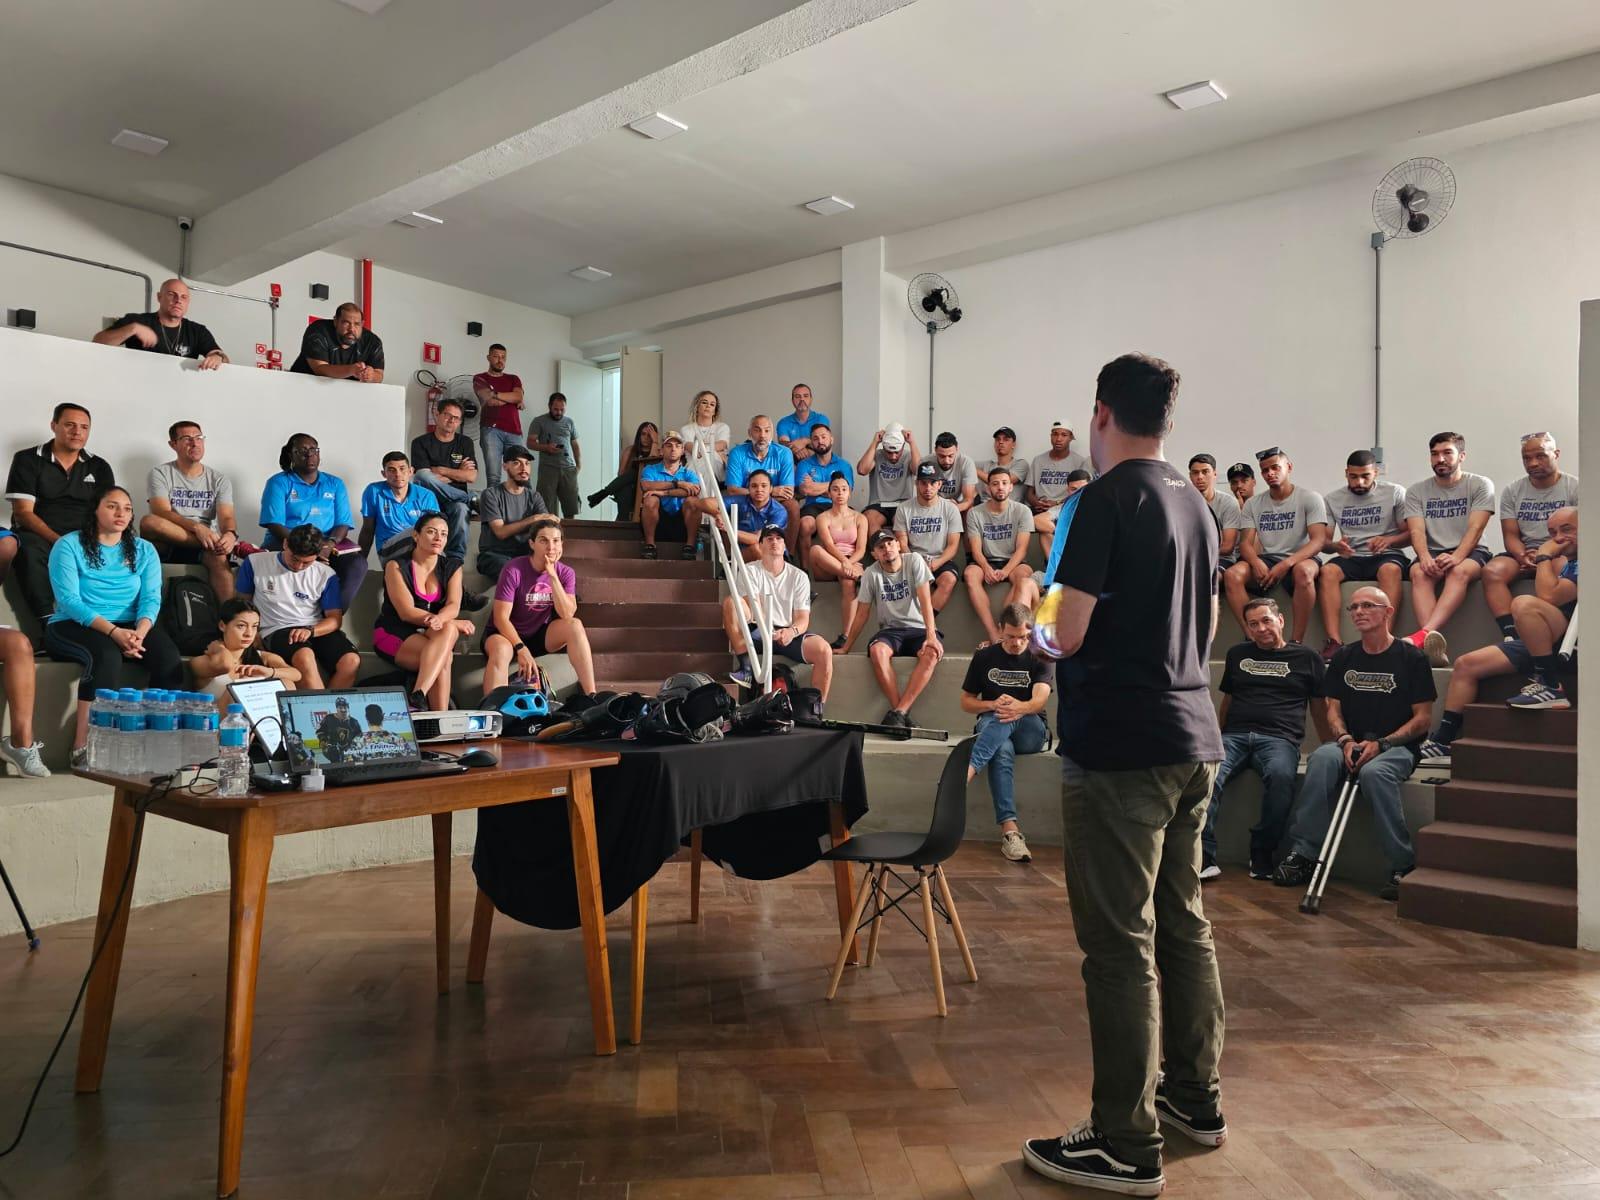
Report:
1324,551,1410,582
1490,552,1536,576
155,542,203,565
926,557,960,583
482,623,552,658
868,626,944,657
263,627,357,675
979,556,1033,578
655,509,688,541
1460,547,1494,567
747,623,815,664
798,502,830,521
863,503,898,523
1245,554,1304,593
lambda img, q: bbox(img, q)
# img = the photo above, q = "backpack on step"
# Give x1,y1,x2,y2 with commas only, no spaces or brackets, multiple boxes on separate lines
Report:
159,575,220,656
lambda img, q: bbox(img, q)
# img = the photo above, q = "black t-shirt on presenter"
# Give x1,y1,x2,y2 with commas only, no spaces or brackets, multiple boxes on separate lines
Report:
111,312,220,359
1325,638,1436,760
1052,458,1224,770
962,643,1053,704
1220,641,1325,744
289,319,385,375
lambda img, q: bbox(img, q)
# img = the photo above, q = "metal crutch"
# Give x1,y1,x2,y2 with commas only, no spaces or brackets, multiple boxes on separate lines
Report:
1300,773,1360,916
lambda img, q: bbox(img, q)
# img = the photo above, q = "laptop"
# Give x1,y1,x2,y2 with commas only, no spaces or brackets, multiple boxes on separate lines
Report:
274,686,468,787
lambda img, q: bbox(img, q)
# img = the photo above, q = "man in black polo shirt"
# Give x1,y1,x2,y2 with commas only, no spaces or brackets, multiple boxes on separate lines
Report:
410,398,477,561
91,277,227,369
4,403,116,620
290,302,386,382
1023,354,1225,1197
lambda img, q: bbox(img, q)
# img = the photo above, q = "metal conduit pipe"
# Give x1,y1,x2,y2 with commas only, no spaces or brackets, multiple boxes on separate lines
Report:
0,239,153,310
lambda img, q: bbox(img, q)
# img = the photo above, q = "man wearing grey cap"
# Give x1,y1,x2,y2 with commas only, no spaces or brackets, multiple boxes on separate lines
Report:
1030,421,1088,536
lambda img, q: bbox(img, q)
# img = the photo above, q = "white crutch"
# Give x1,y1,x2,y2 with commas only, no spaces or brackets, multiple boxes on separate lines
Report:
1300,772,1360,915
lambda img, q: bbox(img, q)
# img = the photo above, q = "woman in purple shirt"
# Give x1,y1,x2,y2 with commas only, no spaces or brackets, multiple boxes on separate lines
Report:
481,516,597,696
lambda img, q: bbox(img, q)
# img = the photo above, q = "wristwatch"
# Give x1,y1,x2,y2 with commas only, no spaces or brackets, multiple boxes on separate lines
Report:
1377,737,1394,753
512,642,526,655
1534,553,1554,564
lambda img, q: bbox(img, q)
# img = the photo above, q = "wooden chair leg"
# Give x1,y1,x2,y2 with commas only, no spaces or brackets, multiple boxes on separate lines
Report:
919,868,946,1017
466,888,494,985
630,885,648,1046
826,864,877,1000
935,865,977,983
865,865,887,968
688,829,703,924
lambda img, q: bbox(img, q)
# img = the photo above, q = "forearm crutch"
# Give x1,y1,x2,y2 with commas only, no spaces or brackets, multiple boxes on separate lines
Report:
1300,773,1359,915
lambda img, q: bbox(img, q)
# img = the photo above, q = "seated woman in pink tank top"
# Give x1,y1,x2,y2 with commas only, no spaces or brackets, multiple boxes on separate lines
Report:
373,512,475,710
808,473,869,649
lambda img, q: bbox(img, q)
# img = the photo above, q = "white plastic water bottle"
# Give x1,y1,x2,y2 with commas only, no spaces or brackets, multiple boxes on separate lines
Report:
87,689,117,770
178,693,211,765
117,689,147,776
193,692,221,764
217,704,251,797
145,690,180,776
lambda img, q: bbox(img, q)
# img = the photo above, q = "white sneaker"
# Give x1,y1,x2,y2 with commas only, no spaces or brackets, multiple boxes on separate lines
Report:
1001,830,1032,862
0,737,51,778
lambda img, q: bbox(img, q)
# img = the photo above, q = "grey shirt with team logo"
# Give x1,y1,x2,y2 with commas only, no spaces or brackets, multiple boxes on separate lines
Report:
1029,450,1088,504
148,461,234,532
922,454,978,504
868,447,916,506
1402,472,1496,554
1243,485,1329,557
1499,473,1579,546
894,497,963,559
976,457,1029,487
1323,480,1407,555
966,500,1034,562
859,552,933,630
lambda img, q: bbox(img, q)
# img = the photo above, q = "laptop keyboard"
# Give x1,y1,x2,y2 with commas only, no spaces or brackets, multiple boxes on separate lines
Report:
325,761,462,787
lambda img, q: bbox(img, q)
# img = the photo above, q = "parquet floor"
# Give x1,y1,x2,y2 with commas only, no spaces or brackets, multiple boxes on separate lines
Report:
2,842,1600,1199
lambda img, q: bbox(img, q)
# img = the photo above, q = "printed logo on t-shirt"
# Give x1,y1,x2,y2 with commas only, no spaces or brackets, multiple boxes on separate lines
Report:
906,513,946,537
978,518,1016,543
937,475,959,498
1515,497,1565,526
986,667,1034,689
1423,497,1468,522
1343,670,1397,693
522,586,553,608
878,577,911,602
1336,502,1385,529
878,461,906,482
1257,509,1300,533
1162,476,1187,489
1037,467,1072,489
1239,658,1291,678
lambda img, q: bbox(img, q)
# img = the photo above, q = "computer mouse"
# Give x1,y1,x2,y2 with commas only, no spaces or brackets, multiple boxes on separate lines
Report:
457,747,499,768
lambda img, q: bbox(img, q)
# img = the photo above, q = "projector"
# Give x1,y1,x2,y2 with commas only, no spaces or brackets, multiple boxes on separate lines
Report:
413,710,503,744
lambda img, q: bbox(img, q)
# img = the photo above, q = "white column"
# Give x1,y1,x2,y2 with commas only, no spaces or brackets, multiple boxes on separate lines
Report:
1577,299,1600,949
840,237,911,455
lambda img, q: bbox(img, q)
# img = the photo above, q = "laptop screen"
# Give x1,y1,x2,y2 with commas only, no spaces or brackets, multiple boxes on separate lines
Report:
227,678,286,758
275,688,421,773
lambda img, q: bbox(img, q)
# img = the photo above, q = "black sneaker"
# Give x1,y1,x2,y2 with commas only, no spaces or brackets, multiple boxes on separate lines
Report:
586,490,606,508
1272,851,1314,887
1155,1079,1227,1147
460,589,490,613
1248,849,1275,881
1022,1121,1164,1196
830,634,847,651
1378,867,1412,902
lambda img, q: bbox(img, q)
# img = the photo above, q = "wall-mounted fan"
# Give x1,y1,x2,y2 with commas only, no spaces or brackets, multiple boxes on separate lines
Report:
907,273,963,446
1369,157,1457,461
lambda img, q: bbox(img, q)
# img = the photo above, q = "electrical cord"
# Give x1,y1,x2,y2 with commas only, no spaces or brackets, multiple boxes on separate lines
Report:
0,760,215,1159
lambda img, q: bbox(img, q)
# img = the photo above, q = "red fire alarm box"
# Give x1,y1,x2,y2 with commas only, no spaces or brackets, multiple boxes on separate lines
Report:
422,342,442,365
269,283,282,299
266,348,283,365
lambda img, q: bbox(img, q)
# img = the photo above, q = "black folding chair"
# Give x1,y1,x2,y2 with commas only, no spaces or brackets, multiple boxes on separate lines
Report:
824,737,977,1017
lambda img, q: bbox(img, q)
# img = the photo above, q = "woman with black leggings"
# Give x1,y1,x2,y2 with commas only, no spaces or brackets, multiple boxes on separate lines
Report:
45,486,183,765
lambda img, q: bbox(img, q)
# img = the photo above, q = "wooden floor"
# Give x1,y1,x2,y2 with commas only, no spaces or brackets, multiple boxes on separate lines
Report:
3,844,1600,1200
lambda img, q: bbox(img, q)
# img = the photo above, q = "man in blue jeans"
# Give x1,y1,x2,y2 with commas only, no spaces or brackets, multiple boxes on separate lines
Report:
1202,595,1327,881
959,602,1052,863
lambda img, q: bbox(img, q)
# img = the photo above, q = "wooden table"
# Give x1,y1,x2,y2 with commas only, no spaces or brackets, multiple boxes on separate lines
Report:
71,741,619,1199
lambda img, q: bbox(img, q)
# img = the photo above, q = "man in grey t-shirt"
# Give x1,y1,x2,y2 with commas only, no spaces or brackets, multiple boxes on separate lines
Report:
1223,446,1329,644
894,465,964,613
1188,453,1245,567
1483,432,1579,637
528,392,581,518
838,529,944,730
1401,431,1494,661
856,423,919,535
977,426,1030,488
963,468,1041,644
476,445,548,579
1028,421,1088,536
923,431,980,513
138,419,240,599
1316,449,1410,662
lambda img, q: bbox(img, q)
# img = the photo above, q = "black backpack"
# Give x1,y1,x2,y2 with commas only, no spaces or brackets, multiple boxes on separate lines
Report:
159,575,220,656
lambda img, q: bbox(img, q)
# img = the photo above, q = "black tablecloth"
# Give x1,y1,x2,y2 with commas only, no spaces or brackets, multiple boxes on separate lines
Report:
472,728,867,930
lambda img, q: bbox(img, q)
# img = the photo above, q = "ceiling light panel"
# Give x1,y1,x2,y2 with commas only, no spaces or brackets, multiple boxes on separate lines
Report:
627,112,688,140
1163,80,1227,111
335,0,395,13
110,128,169,156
393,211,445,229
803,196,855,216
570,266,613,282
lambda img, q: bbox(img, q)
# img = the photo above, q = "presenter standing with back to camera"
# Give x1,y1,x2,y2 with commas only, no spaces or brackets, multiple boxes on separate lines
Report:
1023,353,1226,1196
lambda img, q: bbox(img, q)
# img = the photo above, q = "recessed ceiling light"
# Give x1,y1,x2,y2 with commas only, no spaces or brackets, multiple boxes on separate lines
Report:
335,0,395,14
803,196,855,216
570,266,613,282
627,112,688,140
1163,80,1228,111
110,128,169,156
392,211,445,229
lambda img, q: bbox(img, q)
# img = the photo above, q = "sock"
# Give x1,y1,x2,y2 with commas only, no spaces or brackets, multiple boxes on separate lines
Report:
1532,653,1561,685
1436,710,1464,744
1494,614,1516,637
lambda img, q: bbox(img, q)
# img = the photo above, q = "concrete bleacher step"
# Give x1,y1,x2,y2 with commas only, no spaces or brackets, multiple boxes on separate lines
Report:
1457,701,1576,743
1412,821,1576,887
586,576,720,603
582,601,723,628
1398,868,1576,947
1450,737,1575,789
1432,779,1574,834
855,739,1060,845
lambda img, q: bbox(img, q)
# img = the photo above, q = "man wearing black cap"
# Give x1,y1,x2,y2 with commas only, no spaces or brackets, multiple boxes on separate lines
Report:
978,427,1029,487
1189,454,1245,568
1226,462,1256,509
894,463,963,613
476,443,548,581
1023,353,1224,1196
837,529,944,730
1223,447,1329,645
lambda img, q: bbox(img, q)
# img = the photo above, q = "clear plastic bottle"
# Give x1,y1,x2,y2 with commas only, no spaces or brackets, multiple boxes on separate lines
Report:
117,688,147,776
145,690,180,776
87,689,117,771
217,704,251,797
190,693,221,764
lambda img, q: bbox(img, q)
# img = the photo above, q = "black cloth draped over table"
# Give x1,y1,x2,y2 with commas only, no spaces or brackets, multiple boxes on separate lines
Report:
473,728,868,930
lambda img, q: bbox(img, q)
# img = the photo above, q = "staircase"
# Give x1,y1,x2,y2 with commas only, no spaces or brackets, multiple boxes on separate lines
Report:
1399,682,1577,947
561,519,730,694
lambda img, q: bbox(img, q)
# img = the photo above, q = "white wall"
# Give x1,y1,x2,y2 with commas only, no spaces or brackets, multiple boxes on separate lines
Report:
656,290,842,446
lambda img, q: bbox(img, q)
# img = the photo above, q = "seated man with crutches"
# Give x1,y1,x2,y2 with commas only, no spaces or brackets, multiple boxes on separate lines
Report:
1272,585,1437,905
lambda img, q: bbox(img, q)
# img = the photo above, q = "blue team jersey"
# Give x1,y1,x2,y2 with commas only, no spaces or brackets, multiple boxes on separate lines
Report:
776,410,830,446
726,441,796,490
736,497,788,534
259,470,354,545
1562,559,1579,584
360,481,439,552
639,462,700,514
796,455,854,507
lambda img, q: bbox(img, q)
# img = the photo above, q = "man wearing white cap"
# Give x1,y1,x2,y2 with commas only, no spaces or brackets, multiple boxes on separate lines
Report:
857,422,920,537
1030,421,1088,536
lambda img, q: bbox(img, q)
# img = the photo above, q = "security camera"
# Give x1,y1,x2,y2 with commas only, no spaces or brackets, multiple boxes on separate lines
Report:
176,216,194,231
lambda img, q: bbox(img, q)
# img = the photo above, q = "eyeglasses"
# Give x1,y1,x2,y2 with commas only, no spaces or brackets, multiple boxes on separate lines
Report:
1346,601,1388,613
175,434,206,443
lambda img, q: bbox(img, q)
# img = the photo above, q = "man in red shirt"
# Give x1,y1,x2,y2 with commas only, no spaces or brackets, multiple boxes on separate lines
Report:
473,343,525,488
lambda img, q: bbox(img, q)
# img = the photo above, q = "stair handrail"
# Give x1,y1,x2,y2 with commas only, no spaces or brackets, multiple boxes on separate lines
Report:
684,438,773,693
1561,602,1578,658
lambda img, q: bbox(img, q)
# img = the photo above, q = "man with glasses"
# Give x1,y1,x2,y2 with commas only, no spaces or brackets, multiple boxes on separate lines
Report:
1223,446,1329,645
140,420,240,600
235,524,361,690
92,278,228,369
1273,586,1435,901
410,397,477,561
1482,433,1578,639
1317,449,1409,662
1401,431,1495,665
